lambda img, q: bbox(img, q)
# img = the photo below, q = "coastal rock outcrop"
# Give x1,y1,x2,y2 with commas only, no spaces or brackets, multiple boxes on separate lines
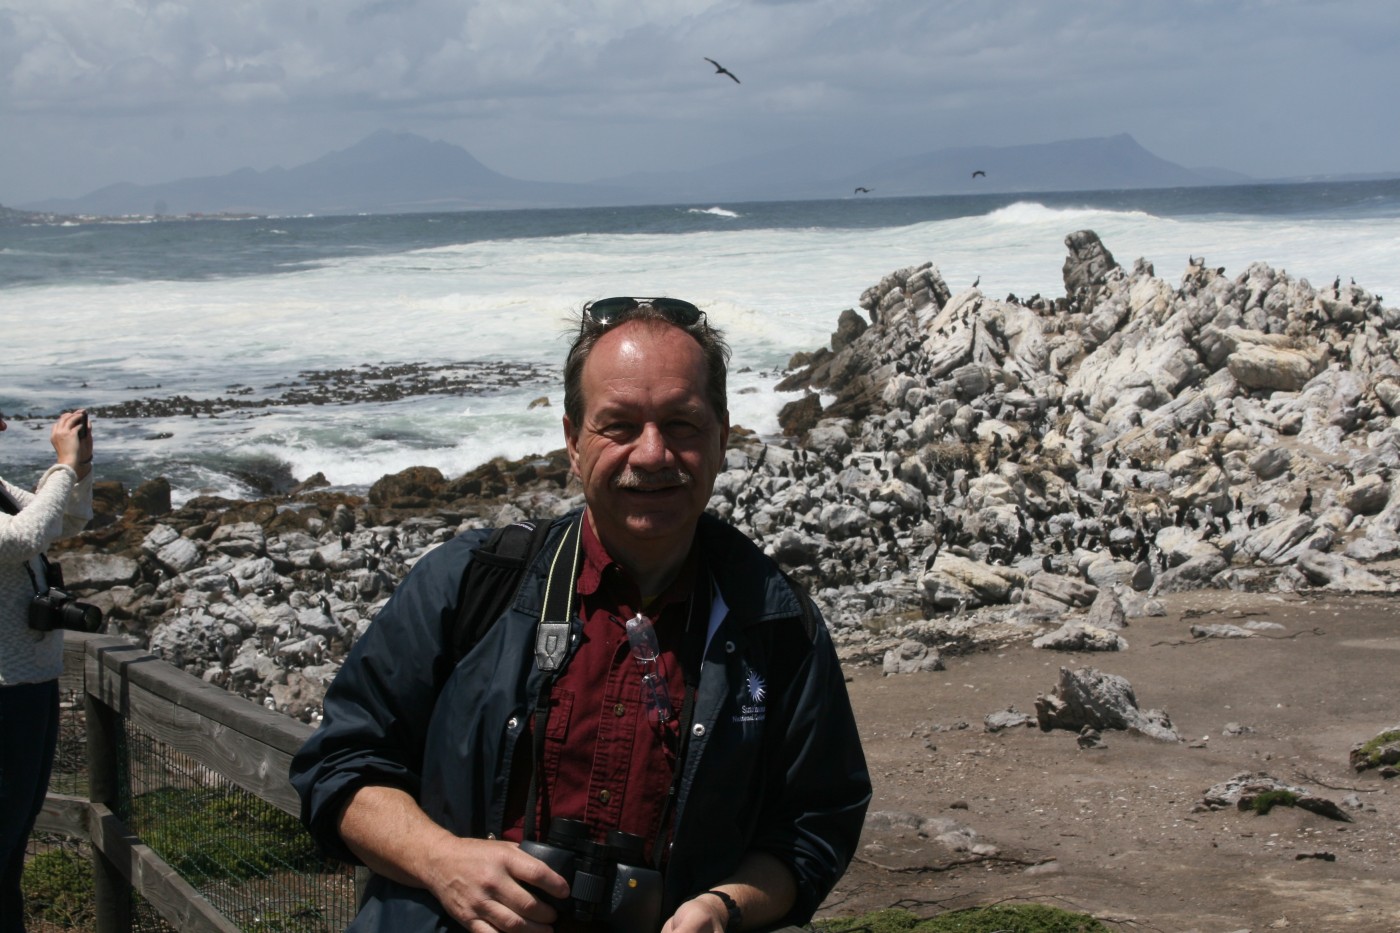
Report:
747,228,1398,656
50,229,1400,721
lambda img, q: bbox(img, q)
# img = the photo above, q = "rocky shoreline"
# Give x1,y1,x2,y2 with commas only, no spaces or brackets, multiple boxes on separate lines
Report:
50,228,1400,722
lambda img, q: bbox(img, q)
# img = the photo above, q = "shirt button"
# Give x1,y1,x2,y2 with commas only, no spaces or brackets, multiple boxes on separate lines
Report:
692,724,706,737
599,789,611,803
507,717,519,730
724,640,736,653
614,703,626,717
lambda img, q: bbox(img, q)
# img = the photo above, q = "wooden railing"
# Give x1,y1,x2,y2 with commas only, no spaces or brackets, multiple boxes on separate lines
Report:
37,632,326,933
37,632,805,932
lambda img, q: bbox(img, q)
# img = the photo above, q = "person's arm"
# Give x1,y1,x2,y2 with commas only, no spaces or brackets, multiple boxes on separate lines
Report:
60,464,94,538
337,785,568,932
0,470,76,564
735,608,872,928
289,530,570,929
660,851,795,932
0,410,93,562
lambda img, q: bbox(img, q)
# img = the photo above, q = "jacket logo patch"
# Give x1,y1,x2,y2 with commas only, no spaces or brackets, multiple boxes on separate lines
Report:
733,668,767,724
746,670,767,704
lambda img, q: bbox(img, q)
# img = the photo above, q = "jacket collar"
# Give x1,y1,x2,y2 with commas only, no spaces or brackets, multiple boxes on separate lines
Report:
510,509,802,628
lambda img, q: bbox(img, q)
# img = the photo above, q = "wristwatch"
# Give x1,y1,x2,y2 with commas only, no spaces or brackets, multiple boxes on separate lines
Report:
704,889,742,932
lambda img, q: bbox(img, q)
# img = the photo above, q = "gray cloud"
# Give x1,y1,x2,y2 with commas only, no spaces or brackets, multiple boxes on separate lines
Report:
1,0,1396,203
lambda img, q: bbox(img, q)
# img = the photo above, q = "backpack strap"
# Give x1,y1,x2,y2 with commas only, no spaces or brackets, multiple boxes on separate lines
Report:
445,517,556,664
779,569,821,643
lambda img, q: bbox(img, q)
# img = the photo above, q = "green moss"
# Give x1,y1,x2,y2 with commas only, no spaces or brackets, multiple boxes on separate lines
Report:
246,901,340,933
814,904,1109,932
1250,789,1300,815
133,786,324,884
1355,729,1400,767
22,846,96,928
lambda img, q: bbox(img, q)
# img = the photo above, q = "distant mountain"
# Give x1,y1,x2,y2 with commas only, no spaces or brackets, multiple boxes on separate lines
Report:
26,131,1250,218
838,134,1223,196
598,133,1237,202
25,131,627,216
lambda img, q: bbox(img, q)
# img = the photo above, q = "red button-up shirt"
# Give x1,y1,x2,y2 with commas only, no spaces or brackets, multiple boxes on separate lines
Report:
502,515,695,870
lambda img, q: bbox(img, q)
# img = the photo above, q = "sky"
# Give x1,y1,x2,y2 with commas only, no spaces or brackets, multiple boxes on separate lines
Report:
2,0,1397,206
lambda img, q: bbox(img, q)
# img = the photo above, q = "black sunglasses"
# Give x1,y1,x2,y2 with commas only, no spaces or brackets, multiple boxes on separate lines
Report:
583,296,705,328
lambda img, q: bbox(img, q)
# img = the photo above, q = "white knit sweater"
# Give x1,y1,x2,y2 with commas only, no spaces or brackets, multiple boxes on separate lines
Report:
0,464,93,685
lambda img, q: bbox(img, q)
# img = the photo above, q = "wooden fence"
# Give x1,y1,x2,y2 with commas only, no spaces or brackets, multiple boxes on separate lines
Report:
36,632,805,932
37,632,326,933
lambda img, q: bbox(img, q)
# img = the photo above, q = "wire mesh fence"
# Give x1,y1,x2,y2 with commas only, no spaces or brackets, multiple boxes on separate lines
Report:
23,687,96,931
24,674,357,932
120,721,355,932
23,833,97,933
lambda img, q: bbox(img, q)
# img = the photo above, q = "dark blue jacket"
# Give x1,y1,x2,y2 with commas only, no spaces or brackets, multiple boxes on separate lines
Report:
290,511,870,932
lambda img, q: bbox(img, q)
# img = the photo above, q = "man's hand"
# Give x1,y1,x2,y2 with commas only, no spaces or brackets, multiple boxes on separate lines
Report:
338,785,570,932
658,852,798,933
660,891,731,932
420,835,568,932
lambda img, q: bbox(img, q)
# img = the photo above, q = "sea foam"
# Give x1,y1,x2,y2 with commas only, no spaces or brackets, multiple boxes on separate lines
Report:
3,194,1398,501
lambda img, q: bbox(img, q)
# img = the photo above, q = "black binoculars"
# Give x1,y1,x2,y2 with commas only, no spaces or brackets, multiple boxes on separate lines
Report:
519,818,663,931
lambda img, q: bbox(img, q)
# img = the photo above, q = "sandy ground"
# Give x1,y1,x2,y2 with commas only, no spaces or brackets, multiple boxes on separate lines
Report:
822,590,1400,933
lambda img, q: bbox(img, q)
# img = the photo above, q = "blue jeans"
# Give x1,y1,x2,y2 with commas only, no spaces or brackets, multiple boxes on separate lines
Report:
0,680,60,933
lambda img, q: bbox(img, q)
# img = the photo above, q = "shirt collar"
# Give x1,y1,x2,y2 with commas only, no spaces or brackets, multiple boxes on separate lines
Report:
578,510,699,614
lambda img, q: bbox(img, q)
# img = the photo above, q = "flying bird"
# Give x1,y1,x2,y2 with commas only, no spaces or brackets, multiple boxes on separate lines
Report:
704,58,740,83
854,186,871,194
972,170,986,178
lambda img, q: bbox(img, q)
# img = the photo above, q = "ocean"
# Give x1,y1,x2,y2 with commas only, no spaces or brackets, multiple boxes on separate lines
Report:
3,180,1398,505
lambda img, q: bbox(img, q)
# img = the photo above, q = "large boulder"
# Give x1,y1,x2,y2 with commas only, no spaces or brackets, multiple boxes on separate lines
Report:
778,393,823,437
1227,344,1324,391
368,466,447,508
130,477,173,517
1062,230,1118,305
59,552,141,589
1032,622,1126,652
921,553,1025,611
1034,666,1177,742
830,307,869,351
882,640,944,675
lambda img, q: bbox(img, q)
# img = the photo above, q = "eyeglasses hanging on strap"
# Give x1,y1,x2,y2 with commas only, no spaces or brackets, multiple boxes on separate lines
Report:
625,613,675,723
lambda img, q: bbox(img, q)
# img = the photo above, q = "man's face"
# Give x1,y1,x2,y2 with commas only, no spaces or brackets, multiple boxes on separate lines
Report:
565,320,729,564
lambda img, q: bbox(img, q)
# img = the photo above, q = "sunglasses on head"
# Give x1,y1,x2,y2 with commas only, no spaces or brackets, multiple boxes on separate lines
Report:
583,296,705,328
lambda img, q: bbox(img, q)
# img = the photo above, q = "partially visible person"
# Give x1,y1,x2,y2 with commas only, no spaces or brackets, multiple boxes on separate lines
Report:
0,409,94,933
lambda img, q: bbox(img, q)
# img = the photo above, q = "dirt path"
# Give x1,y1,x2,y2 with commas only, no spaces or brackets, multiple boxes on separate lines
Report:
824,590,1400,932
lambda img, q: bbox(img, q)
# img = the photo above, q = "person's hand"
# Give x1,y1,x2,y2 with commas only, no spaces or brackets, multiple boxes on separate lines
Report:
421,836,570,932
51,410,93,480
660,892,732,933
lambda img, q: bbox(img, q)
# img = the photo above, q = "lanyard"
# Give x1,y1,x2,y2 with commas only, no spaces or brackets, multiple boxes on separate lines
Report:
519,514,712,871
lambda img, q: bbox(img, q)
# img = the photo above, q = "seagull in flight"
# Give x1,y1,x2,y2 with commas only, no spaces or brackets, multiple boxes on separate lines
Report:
704,58,740,84
854,186,872,194
971,170,986,178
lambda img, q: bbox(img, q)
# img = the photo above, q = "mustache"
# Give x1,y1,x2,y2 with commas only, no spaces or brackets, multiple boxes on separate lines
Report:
613,467,694,491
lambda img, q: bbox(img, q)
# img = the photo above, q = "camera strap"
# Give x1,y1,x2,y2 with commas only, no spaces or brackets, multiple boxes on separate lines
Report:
520,512,712,872
522,514,584,843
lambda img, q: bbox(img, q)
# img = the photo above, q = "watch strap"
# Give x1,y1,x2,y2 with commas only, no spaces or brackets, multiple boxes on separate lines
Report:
704,889,742,932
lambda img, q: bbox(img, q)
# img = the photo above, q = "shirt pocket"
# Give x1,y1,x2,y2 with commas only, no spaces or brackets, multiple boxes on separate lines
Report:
539,687,574,777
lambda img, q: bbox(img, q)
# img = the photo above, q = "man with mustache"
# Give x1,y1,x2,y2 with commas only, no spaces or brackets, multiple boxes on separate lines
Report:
293,299,870,933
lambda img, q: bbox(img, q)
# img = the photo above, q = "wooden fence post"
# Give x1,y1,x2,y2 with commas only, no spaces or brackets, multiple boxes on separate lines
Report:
85,639,131,933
